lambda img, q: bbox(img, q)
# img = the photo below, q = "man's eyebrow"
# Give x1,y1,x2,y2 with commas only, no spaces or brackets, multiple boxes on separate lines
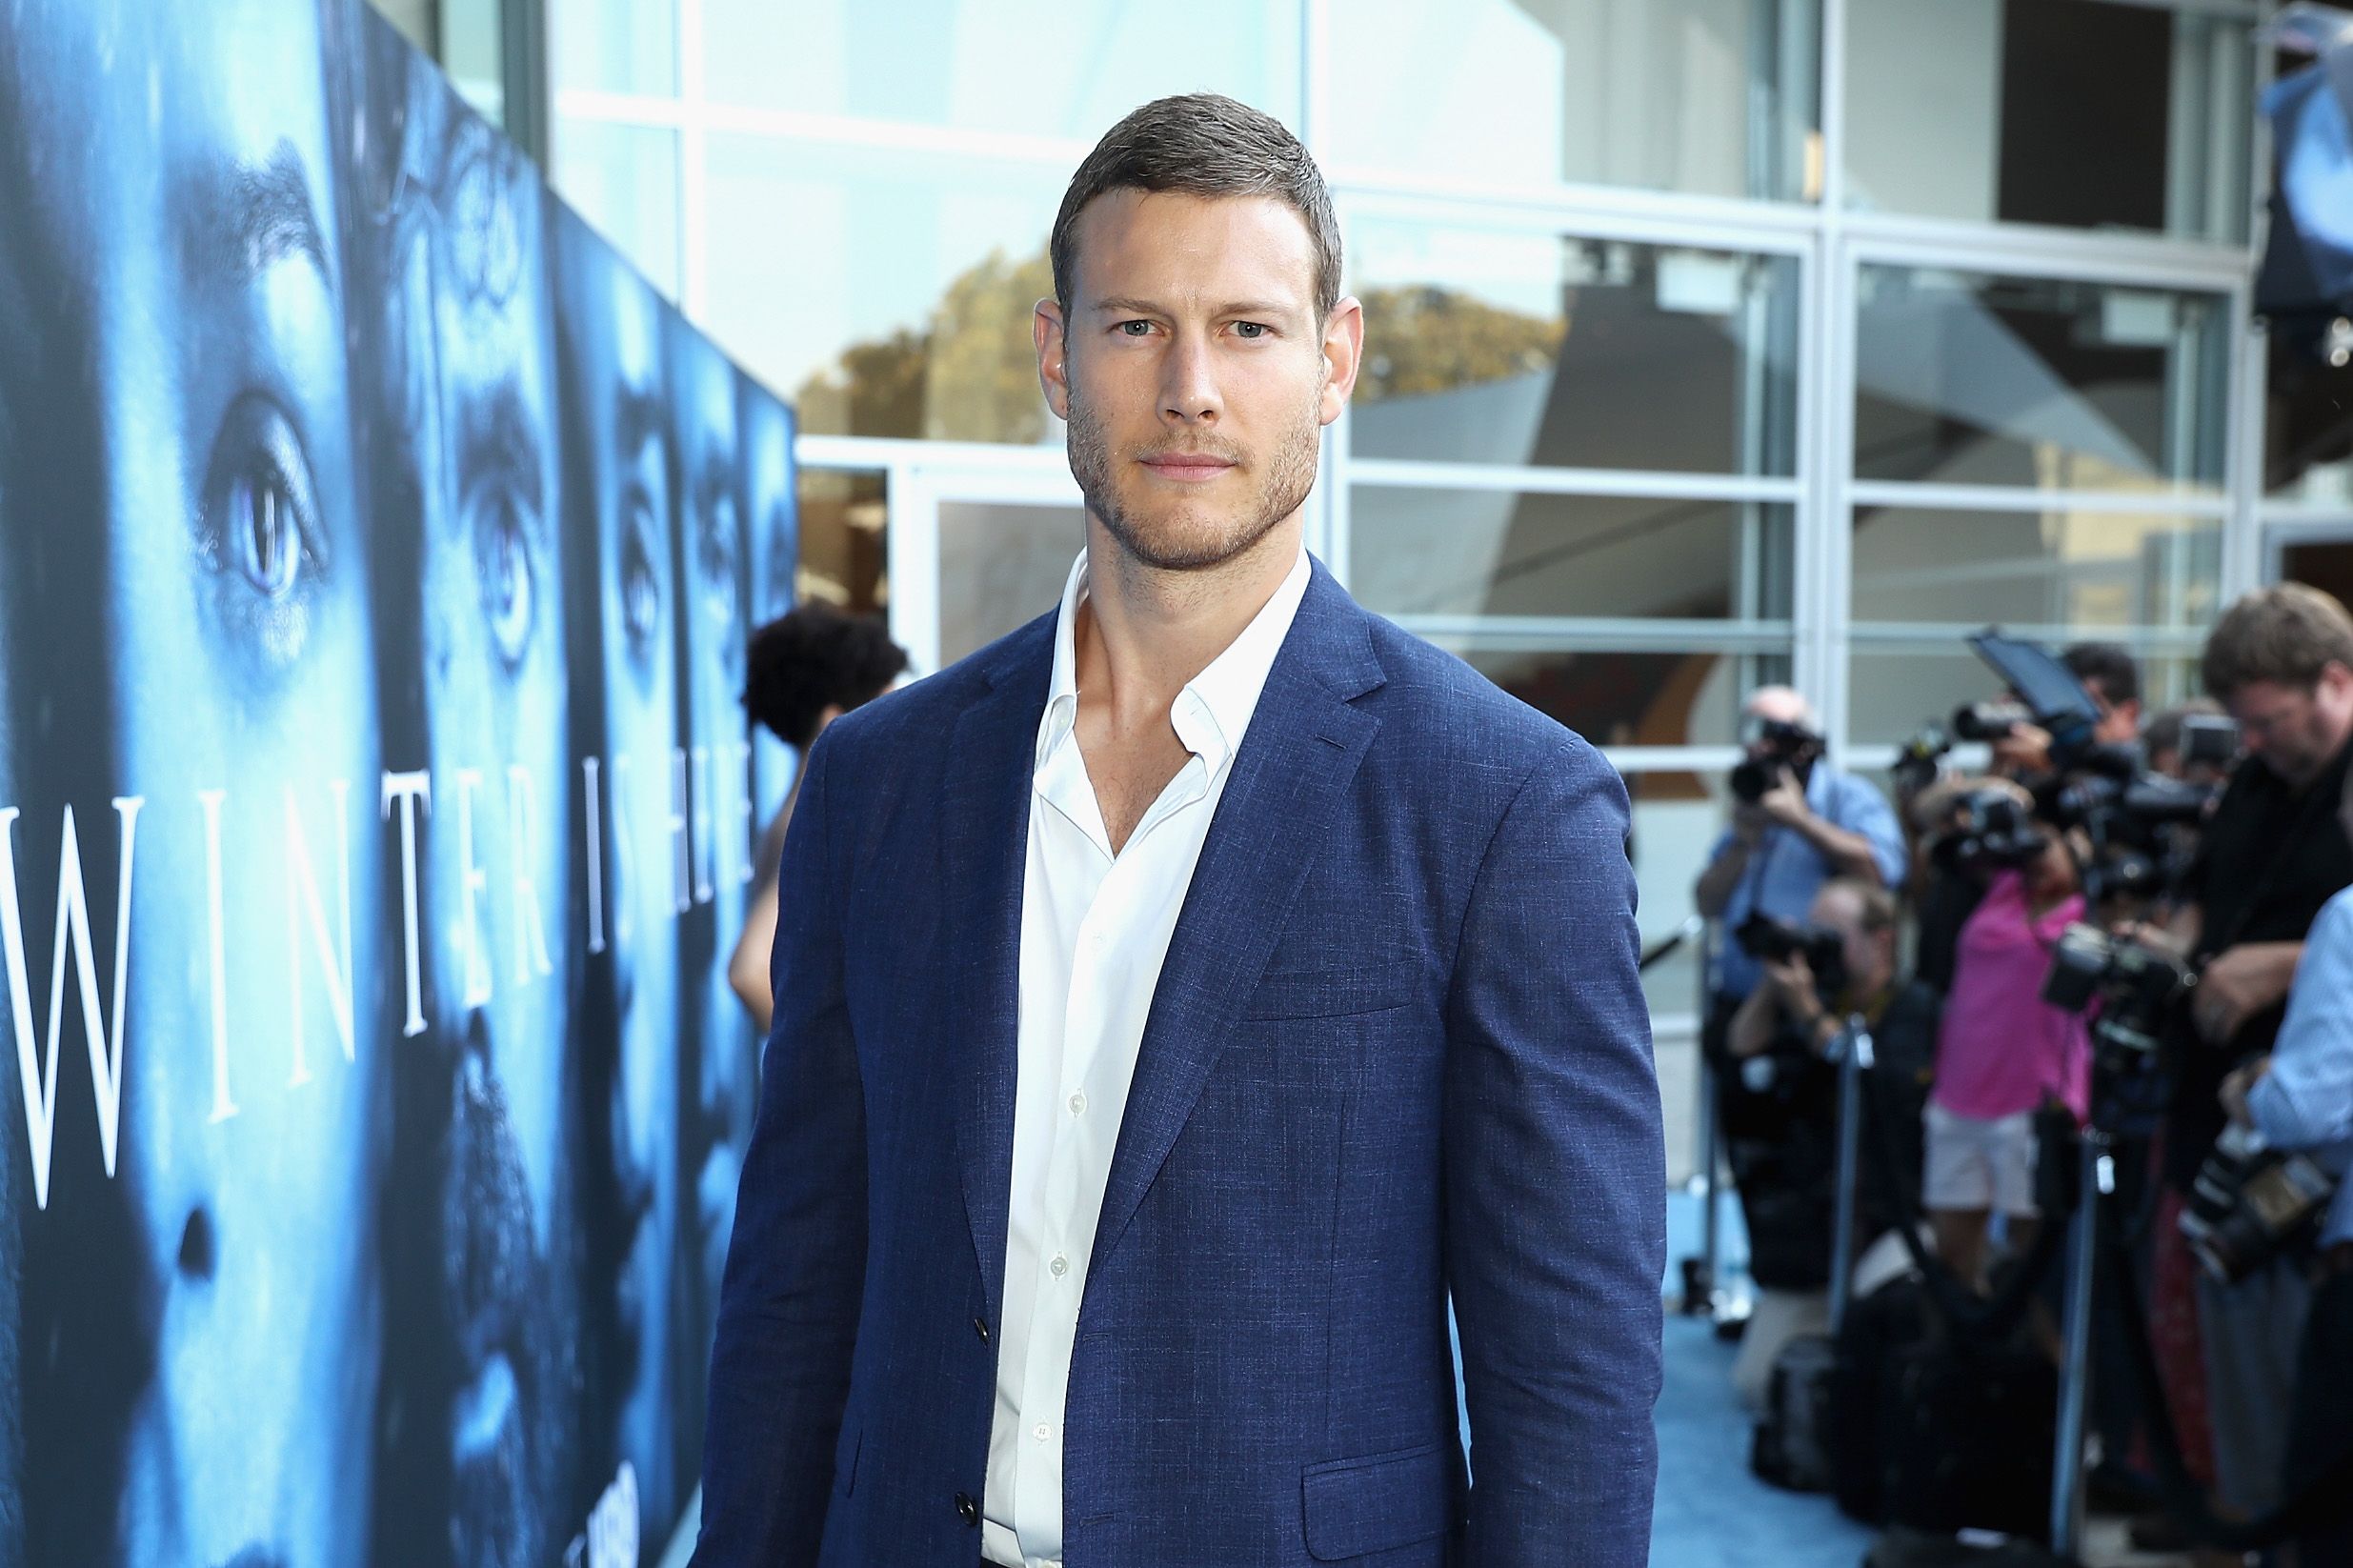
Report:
1088,295,1302,319
212,139,332,291
616,383,669,468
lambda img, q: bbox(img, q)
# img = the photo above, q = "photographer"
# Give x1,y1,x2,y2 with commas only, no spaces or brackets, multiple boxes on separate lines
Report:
1721,878,1940,1404
1986,640,2144,778
1697,687,1908,1015
1908,642,2144,991
2159,585,2353,1530
2216,758,2353,1566
1921,790,2090,1292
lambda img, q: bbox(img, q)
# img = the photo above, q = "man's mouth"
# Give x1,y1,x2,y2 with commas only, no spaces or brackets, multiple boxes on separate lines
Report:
1138,452,1237,482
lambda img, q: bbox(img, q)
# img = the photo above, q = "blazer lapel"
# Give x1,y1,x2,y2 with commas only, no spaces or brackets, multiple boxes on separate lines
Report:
944,616,1053,1327
1087,567,1385,1279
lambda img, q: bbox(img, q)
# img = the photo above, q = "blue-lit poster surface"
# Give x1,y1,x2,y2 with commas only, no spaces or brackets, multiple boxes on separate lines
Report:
0,3,794,1563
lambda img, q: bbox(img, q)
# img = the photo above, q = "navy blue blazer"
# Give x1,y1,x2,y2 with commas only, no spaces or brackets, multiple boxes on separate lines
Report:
694,561,1665,1567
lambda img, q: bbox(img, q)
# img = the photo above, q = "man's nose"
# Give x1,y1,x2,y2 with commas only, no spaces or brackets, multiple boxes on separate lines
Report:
1160,332,1221,425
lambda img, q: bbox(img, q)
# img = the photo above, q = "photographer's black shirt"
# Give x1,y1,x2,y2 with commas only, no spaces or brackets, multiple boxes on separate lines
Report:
2165,737,2353,1189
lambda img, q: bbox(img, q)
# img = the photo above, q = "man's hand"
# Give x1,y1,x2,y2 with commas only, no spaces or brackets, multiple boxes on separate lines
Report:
1762,953,1816,1009
2219,1055,2273,1127
2193,943,2303,1046
1758,766,1810,830
1730,798,1772,845
1991,722,2054,777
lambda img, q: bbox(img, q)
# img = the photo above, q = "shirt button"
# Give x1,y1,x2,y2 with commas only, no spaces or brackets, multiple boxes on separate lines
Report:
1033,1422,1051,1443
1068,1092,1087,1116
1050,1255,1068,1277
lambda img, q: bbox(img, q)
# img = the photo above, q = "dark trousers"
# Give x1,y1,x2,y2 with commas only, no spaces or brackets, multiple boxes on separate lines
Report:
2285,1262,2353,1563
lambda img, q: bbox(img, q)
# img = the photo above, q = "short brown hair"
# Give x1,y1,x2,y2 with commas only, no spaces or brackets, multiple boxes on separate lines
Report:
1050,94,1341,321
1817,877,1899,935
2201,584,2353,700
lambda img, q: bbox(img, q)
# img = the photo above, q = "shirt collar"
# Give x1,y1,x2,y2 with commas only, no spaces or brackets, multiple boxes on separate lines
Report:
1036,544,1313,779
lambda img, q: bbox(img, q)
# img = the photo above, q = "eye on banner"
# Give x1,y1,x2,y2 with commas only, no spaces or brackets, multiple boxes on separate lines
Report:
0,3,795,1564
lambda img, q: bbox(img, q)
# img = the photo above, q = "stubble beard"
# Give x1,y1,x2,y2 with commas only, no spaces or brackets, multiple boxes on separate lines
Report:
1064,373,1322,573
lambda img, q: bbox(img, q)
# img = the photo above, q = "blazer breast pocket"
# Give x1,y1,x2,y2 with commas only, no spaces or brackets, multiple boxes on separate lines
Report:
1240,956,1417,1020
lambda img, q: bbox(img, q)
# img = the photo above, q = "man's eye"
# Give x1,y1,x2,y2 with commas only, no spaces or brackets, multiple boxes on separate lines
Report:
619,488,662,652
1118,320,1153,337
231,466,300,597
204,394,321,599
474,486,537,668
1234,321,1270,339
197,392,328,669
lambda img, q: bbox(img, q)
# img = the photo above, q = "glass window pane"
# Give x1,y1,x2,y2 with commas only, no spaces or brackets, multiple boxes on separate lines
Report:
700,0,1300,135
439,0,507,125
1438,644,1788,751
1855,268,2228,492
1847,645,2199,748
1350,228,1800,474
937,500,1083,666
1851,505,2221,633
1329,0,1820,202
702,135,1066,444
1844,0,2249,242
2282,537,2353,612
1352,488,1793,622
797,469,888,618
552,118,681,300
550,0,678,96
2264,329,2353,502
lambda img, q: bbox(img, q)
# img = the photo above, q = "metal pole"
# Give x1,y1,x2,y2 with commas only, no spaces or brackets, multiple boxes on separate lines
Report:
2049,1131,2105,1558
1827,1018,1874,1336
1694,922,1722,1316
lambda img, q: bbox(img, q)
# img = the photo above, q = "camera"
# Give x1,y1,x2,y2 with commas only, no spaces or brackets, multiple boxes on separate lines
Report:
1731,717,1823,803
2041,921,2198,1133
1734,912,1849,1000
2177,713,2241,772
2040,921,2197,1058
1929,786,2047,873
1892,722,1951,796
2180,1122,2341,1283
1950,699,2037,742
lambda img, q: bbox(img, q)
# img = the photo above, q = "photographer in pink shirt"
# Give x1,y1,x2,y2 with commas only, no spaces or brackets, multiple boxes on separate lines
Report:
1925,804,2092,1293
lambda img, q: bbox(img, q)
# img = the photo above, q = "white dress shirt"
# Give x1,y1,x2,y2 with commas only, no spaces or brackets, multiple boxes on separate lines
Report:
982,544,1312,1568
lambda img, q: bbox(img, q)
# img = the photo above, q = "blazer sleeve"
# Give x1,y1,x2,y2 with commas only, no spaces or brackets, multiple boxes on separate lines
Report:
692,728,869,1564
1443,738,1665,1567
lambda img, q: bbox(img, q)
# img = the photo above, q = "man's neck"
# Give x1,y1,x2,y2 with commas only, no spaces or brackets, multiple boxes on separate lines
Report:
1074,514,1301,736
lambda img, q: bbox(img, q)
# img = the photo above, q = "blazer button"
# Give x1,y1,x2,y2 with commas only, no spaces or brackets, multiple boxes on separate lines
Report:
973,1317,991,1343
955,1492,980,1527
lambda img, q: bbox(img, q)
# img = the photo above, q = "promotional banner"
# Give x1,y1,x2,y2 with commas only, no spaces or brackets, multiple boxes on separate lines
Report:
0,3,796,1563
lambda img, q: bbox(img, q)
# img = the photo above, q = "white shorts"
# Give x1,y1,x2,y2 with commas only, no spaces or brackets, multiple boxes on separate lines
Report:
1922,1101,2040,1217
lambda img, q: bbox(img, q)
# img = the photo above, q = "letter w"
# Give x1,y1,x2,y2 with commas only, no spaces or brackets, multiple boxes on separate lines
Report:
0,800,143,1211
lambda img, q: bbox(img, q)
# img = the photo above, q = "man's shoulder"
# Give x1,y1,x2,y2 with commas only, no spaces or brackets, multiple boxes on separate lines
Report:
817,612,1053,773
1353,612,1603,779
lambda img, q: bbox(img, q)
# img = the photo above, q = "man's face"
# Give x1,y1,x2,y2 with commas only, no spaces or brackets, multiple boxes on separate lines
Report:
0,2,382,1563
2090,689,2141,746
2226,667,2353,789
1038,190,1359,571
1809,887,1889,996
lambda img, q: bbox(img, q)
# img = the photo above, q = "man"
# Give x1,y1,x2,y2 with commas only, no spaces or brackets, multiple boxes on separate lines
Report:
1696,686,1906,1010
1986,640,2144,777
2162,584,2353,1530
1722,878,1939,1404
694,95,1663,1568
2219,754,2353,1567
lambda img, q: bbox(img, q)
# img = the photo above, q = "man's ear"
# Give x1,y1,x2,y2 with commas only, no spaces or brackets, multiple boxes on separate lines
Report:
1036,298,1072,423
1318,295,1365,427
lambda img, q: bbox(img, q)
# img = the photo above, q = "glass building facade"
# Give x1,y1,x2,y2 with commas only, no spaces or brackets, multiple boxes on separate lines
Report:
540,0,2345,1133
